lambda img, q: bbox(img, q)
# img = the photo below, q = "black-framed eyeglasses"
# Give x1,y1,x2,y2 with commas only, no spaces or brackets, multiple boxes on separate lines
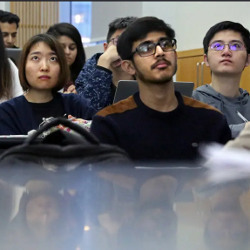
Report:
209,41,245,51
130,38,177,58
109,37,119,46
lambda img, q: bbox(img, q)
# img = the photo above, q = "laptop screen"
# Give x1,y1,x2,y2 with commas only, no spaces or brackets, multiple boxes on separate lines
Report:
113,80,194,103
6,48,22,66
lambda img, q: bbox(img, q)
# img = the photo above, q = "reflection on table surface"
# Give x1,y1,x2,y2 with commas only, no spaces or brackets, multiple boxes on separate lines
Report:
0,161,249,250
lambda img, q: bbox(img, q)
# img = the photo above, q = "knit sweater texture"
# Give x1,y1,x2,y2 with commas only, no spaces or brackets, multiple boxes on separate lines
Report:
75,53,115,111
192,84,250,138
91,92,231,162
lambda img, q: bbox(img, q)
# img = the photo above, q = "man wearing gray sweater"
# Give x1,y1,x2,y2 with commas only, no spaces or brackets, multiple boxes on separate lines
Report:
192,21,250,138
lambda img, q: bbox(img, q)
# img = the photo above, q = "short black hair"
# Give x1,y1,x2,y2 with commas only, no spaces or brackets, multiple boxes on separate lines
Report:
117,16,176,60
106,16,137,42
203,21,250,54
0,10,20,28
47,22,86,82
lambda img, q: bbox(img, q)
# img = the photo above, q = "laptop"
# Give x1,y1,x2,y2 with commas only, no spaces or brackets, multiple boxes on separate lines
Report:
113,80,194,103
6,48,22,66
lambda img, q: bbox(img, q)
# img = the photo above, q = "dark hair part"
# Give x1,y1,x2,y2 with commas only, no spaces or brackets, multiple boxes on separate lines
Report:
117,16,176,60
203,21,250,54
0,10,20,28
0,29,12,99
19,33,70,92
106,16,137,42
47,22,86,82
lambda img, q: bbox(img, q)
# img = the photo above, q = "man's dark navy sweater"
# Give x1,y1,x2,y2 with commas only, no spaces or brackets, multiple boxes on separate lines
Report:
91,92,231,162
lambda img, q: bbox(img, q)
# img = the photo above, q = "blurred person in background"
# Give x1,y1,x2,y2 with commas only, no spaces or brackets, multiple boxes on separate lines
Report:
75,16,137,110
0,29,22,103
47,22,86,93
192,21,250,138
0,10,20,48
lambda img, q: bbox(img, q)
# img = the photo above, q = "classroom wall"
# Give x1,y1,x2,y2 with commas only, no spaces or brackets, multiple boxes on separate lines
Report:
2,2,250,55
91,1,142,41
142,2,250,51
84,2,142,58
86,1,250,57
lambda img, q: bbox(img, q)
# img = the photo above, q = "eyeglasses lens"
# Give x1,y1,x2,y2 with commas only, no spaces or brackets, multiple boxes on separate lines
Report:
110,37,119,45
210,42,244,51
160,40,174,51
137,39,175,57
138,43,155,57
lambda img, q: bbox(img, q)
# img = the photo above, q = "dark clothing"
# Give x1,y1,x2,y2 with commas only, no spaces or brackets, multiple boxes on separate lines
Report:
192,84,250,138
63,81,74,92
0,92,96,135
91,92,231,162
30,95,65,125
75,53,115,111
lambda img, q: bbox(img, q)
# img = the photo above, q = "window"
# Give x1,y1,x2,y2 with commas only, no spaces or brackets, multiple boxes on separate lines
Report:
59,2,92,43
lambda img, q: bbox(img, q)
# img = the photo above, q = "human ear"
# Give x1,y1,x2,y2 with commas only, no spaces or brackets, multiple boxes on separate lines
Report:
245,54,250,67
204,54,210,67
121,60,136,76
103,42,108,51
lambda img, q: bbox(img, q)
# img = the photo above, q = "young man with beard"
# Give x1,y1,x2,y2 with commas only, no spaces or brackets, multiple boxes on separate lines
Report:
90,16,231,163
192,21,250,138
75,16,137,110
0,10,20,48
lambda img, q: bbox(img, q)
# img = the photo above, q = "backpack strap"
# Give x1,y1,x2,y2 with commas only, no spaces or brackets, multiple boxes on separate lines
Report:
25,117,99,145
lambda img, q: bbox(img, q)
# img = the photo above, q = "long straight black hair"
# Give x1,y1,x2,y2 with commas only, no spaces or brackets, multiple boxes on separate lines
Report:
47,23,86,82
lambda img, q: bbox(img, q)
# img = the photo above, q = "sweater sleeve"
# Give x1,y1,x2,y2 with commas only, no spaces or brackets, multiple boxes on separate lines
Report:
75,53,113,111
90,115,119,145
220,119,233,144
0,98,34,135
225,122,250,149
0,108,20,135
62,93,97,120
229,123,245,138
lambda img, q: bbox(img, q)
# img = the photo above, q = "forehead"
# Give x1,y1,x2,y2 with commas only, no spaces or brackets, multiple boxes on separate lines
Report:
0,22,17,32
210,30,244,42
132,31,167,49
110,28,125,39
58,35,75,44
29,41,54,54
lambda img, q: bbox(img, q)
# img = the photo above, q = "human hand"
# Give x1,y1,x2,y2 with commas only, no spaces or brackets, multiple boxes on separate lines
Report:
56,115,92,132
64,84,77,94
97,44,121,70
244,121,250,129
67,115,85,123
